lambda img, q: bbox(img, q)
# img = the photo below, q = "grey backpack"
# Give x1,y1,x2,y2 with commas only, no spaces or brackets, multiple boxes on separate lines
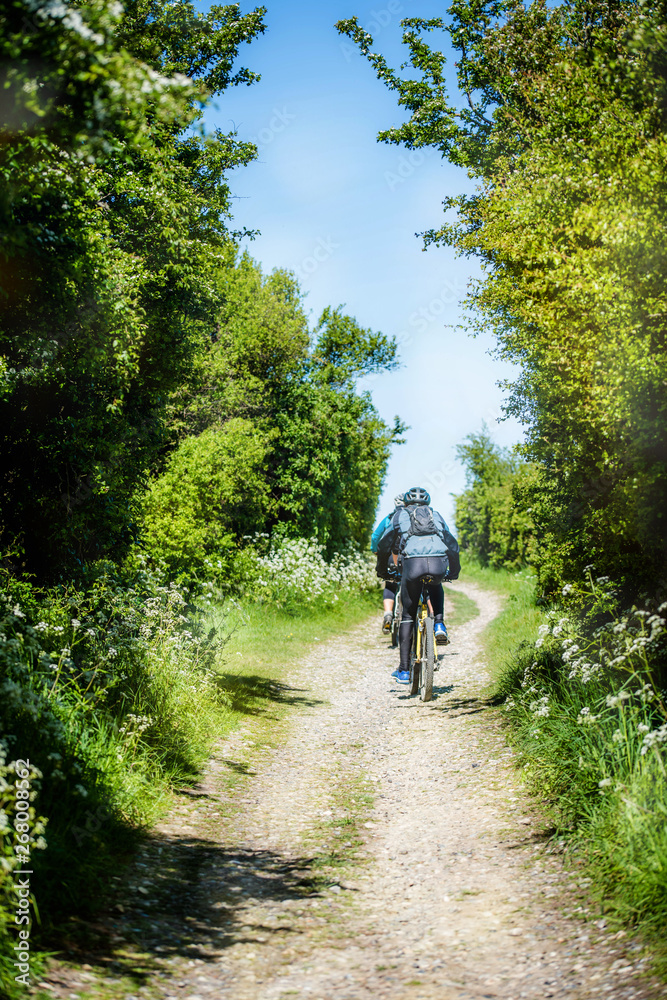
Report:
397,504,443,552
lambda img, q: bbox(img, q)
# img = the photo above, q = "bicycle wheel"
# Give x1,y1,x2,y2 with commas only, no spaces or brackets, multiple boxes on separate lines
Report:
420,615,434,702
391,593,401,648
409,617,420,695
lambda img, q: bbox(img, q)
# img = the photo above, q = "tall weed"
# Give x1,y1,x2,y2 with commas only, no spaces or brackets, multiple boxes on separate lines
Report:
0,562,228,943
498,571,667,964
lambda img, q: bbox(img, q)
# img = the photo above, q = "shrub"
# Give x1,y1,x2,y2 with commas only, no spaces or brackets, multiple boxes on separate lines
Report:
0,562,227,933
239,536,380,612
140,418,276,577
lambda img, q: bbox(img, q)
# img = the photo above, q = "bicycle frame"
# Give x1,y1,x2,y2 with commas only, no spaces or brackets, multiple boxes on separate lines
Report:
413,585,429,665
409,580,435,700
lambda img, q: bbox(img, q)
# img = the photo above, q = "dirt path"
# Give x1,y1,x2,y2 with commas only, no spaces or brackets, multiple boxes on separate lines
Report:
44,582,664,1000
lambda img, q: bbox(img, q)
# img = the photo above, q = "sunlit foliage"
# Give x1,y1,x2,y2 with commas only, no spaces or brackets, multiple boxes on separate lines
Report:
338,0,667,595
0,0,266,576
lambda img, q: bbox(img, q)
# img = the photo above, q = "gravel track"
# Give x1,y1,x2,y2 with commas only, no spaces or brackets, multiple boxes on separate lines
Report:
43,581,664,1000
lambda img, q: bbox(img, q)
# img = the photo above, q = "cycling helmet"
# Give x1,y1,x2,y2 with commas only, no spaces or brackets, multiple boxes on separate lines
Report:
393,494,406,508
403,486,431,505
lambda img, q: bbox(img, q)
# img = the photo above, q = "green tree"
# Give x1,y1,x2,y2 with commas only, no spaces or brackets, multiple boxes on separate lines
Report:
338,1,667,594
142,255,404,576
0,0,266,578
455,426,536,569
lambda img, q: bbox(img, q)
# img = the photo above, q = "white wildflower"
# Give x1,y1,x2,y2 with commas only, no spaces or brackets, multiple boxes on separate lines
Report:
640,724,667,755
529,695,550,718
606,691,631,708
577,707,599,725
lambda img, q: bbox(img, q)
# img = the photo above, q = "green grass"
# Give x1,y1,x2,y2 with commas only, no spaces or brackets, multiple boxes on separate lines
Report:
461,556,667,979
460,557,543,686
446,586,479,629
204,590,378,729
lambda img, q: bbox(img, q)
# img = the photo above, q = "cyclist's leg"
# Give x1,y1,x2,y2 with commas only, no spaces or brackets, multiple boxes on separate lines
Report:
383,580,398,614
427,582,444,617
425,562,449,644
398,558,430,674
382,580,397,632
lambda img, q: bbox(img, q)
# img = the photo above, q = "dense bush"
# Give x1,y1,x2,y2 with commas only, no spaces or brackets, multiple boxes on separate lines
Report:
0,562,226,957
0,0,265,578
142,417,276,576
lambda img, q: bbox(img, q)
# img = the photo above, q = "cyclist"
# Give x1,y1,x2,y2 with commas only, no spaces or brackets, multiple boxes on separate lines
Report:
371,494,406,633
372,493,449,636
377,486,460,684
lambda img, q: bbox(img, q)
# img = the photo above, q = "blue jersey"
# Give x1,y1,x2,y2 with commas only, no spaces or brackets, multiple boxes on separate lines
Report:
371,513,392,553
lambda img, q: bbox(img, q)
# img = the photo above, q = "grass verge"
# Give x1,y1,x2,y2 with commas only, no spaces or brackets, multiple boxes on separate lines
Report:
205,590,378,727
460,557,543,688
462,556,667,978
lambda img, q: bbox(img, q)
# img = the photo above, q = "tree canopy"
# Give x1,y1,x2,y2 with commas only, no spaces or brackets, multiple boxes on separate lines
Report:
338,0,667,595
144,254,403,576
0,0,266,576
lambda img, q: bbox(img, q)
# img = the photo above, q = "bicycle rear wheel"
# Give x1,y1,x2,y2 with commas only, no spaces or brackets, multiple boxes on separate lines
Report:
391,593,401,648
409,620,420,695
420,616,434,702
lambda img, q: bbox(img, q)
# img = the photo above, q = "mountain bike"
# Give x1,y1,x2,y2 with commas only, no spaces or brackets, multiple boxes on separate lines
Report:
408,579,435,702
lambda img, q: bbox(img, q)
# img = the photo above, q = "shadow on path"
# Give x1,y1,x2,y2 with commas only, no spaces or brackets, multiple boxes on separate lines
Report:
49,829,334,988
213,673,325,718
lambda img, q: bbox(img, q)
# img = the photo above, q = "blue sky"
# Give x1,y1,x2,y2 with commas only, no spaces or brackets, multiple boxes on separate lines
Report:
203,0,523,528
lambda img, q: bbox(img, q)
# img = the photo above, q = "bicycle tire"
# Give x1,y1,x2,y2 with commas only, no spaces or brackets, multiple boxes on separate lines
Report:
409,619,420,695
420,615,434,702
391,593,401,648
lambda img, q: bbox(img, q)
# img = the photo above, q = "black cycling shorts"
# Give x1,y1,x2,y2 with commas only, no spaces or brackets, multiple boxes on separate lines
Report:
400,556,448,621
